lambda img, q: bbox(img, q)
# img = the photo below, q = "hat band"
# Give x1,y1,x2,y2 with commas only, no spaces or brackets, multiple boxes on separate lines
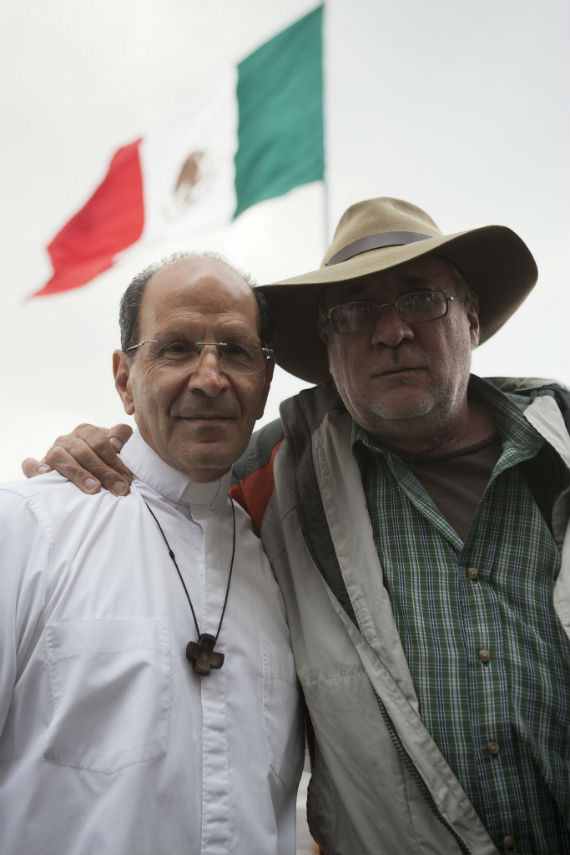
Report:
326,231,433,266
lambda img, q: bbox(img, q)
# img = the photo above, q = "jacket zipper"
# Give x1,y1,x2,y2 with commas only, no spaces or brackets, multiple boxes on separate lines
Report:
374,690,472,855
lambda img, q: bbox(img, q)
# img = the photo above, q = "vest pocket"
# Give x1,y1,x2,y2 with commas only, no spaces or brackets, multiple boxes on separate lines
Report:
43,618,171,774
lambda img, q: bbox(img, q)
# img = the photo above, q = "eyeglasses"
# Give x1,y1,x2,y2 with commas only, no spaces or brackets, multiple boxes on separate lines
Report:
324,290,457,333
125,338,274,374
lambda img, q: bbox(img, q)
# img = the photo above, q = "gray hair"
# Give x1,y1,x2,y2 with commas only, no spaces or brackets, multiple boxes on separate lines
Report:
119,251,272,355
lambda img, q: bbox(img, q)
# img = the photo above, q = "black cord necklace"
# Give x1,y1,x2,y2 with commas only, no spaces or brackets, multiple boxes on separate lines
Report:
143,497,236,676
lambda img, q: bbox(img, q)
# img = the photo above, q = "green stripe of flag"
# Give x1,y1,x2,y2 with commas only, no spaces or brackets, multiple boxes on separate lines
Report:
234,4,324,219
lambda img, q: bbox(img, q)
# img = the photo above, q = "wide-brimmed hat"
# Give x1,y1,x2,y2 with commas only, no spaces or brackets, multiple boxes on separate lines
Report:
258,196,538,383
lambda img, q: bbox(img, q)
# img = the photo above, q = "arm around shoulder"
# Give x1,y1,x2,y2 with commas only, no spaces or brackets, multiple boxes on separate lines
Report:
21,423,134,495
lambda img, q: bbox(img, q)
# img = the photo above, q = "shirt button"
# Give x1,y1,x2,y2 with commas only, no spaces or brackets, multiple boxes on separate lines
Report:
466,567,479,580
503,835,515,849
478,649,491,663
487,740,500,755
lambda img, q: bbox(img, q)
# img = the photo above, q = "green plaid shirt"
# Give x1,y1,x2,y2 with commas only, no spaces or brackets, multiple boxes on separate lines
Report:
353,377,570,855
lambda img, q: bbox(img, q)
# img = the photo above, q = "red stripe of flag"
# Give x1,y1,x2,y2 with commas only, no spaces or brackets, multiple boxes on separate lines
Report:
33,139,145,297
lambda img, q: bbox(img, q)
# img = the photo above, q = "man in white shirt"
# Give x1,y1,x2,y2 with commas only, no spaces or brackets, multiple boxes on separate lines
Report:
0,253,303,855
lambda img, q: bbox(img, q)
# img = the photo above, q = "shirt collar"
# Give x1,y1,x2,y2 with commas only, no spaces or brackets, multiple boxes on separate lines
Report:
120,430,232,511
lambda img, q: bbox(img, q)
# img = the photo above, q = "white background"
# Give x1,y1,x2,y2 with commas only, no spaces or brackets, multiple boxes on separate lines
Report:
1,0,568,480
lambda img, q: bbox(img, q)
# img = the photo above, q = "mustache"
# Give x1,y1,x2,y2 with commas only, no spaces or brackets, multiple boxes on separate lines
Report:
367,346,427,375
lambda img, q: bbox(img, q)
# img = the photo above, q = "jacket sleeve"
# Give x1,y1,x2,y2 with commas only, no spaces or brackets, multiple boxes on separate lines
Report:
230,418,284,534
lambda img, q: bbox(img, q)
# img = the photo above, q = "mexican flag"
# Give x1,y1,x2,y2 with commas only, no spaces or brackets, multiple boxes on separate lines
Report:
34,5,324,297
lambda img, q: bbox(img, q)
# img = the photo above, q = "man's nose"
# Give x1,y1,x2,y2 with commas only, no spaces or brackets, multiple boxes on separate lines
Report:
186,346,230,396
370,304,415,348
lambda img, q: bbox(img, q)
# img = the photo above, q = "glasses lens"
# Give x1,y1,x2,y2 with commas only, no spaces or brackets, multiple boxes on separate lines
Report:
219,340,266,374
397,290,448,322
330,302,378,333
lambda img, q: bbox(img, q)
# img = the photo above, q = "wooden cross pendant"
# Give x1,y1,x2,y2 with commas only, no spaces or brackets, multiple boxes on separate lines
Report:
186,633,225,676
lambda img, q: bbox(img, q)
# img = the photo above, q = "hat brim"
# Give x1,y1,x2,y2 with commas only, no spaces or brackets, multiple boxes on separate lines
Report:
258,225,538,383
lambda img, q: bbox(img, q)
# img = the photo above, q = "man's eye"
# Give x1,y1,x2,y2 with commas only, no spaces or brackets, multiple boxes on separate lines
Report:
224,342,250,357
348,302,375,315
402,291,436,307
161,341,195,356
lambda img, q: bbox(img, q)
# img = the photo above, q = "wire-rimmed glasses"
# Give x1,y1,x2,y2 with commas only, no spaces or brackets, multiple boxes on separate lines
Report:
125,337,274,374
324,290,457,333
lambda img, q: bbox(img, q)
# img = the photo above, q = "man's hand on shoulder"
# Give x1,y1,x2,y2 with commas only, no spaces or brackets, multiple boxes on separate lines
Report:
21,424,134,495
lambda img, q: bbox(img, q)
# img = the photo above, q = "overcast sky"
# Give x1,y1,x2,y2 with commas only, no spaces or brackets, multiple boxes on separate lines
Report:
1,0,568,480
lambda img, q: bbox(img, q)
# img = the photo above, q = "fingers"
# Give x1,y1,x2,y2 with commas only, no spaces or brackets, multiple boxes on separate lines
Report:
107,423,134,452
22,458,52,478
23,423,134,495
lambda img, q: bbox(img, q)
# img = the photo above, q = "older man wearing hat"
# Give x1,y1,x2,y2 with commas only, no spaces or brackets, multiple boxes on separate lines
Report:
24,198,570,855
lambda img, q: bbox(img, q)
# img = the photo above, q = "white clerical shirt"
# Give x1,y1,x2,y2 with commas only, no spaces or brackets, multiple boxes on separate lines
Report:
0,431,303,855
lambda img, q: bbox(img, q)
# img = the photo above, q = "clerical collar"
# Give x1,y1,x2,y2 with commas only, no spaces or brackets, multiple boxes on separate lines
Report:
120,430,232,511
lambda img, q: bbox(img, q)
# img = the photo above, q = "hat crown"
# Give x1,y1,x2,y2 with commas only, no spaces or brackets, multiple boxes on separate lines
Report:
322,197,442,267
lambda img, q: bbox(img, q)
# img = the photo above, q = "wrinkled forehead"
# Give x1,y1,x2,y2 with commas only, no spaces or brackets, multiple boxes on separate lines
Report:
322,254,458,307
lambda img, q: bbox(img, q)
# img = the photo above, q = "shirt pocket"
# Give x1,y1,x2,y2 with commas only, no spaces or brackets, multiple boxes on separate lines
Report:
43,618,171,774
262,643,304,790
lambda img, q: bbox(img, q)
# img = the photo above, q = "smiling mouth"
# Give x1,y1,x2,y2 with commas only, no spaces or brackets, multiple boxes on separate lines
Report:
176,413,235,422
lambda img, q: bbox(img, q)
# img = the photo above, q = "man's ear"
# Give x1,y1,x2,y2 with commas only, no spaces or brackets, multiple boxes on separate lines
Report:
467,298,480,349
256,359,275,420
113,350,135,415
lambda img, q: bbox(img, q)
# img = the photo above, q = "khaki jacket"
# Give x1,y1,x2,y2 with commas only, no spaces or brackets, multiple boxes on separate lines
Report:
233,377,570,855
